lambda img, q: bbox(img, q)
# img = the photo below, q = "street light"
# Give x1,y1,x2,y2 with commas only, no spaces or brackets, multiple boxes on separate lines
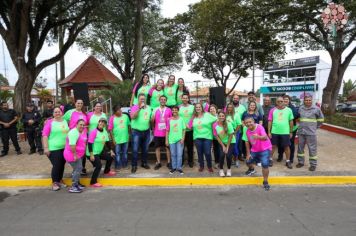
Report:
244,48,264,92
193,80,201,104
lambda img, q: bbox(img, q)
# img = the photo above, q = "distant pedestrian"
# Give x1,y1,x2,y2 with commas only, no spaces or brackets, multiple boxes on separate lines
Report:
42,100,54,121
0,101,22,157
296,96,324,171
21,103,43,155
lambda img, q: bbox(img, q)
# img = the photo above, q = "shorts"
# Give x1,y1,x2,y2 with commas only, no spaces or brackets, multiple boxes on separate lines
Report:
271,134,290,148
247,150,270,168
154,136,166,148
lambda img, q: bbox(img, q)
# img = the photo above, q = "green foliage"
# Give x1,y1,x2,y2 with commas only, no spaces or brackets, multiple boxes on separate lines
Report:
325,113,356,130
0,73,9,86
176,0,284,95
0,90,13,102
77,0,183,80
98,81,133,107
342,79,356,98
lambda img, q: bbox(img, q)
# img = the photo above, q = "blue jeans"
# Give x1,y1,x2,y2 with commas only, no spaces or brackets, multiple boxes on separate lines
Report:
115,142,128,168
170,142,184,170
131,129,150,167
233,130,241,157
194,138,212,168
247,150,270,169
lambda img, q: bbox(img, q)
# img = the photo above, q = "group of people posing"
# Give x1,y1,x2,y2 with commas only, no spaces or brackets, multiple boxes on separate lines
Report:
0,74,324,192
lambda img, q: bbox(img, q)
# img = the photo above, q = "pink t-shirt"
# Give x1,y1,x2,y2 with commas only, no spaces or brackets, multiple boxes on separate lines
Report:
68,111,88,129
246,124,272,152
63,128,87,162
153,107,172,137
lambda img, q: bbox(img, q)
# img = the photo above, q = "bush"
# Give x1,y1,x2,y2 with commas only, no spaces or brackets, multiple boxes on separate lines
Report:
325,113,356,130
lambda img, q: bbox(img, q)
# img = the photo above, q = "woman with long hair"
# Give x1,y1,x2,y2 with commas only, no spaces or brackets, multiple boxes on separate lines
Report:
176,78,189,106
226,102,242,167
188,103,217,173
164,75,178,108
87,102,107,132
213,112,236,177
63,119,87,193
147,79,165,110
42,107,69,191
130,73,151,106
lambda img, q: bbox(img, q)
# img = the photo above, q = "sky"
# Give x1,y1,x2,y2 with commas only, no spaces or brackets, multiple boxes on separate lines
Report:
0,0,355,92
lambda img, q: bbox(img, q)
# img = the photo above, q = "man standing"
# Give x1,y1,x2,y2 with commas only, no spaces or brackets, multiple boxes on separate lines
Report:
0,102,22,157
42,100,54,121
130,94,152,173
151,95,172,170
22,103,43,155
268,97,294,169
296,95,324,171
230,94,246,162
262,96,274,133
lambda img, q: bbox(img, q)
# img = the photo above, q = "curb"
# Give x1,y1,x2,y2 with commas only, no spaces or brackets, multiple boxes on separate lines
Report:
321,123,356,138
1,176,356,187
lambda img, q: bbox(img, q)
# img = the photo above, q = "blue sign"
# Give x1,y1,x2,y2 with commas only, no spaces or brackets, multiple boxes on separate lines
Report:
260,84,318,93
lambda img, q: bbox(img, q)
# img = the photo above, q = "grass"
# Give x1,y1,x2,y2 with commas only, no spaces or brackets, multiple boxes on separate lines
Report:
324,113,356,130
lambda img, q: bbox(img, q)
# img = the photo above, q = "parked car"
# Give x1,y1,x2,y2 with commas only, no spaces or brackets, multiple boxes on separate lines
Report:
336,103,347,112
340,103,356,113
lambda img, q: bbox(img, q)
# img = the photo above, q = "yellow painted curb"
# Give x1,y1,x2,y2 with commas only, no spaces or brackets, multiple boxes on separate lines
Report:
1,176,356,187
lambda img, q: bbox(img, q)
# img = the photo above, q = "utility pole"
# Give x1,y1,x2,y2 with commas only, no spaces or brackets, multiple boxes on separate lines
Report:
244,48,264,92
55,63,58,103
193,80,201,103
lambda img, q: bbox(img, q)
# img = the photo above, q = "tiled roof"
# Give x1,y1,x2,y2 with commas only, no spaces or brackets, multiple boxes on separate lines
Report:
190,87,248,97
59,56,119,86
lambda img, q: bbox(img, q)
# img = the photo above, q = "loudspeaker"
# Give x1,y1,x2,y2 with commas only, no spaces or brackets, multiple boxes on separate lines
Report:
209,87,225,109
72,83,90,106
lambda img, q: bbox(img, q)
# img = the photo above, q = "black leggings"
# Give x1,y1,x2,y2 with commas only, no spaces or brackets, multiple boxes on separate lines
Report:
219,145,234,169
212,139,220,164
47,149,66,183
87,152,113,184
183,131,194,165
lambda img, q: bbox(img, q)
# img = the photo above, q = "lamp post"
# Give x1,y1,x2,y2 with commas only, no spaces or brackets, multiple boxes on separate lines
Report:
244,48,264,92
193,80,201,103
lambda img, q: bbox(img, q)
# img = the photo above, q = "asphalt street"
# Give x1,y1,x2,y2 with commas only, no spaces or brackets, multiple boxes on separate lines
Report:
0,186,356,236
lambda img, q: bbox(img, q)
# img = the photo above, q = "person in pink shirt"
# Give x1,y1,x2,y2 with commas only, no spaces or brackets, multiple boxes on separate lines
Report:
244,116,272,191
151,95,172,170
63,119,87,193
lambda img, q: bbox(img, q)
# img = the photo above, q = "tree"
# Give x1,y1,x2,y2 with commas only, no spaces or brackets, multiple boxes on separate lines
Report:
77,0,183,81
342,79,356,98
176,0,283,97
0,0,101,112
252,0,356,114
0,73,9,86
34,76,48,90
134,0,145,83
98,81,133,107
0,90,13,102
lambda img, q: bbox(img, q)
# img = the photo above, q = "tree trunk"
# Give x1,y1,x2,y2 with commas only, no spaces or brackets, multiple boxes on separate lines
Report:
321,56,345,115
59,24,66,101
133,0,144,83
14,69,36,113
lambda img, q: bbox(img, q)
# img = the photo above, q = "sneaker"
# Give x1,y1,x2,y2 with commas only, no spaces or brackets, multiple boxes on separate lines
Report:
245,168,256,176
296,163,304,168
286,161,293,169
188,162,194,168
263,181,270,191
198,167,204,172
219,169,225,177
52,183,60,191
81,168,87,176
226,169,232,177
141,164,150,169
169,169,176,175
131,166,137,173
77,183,86,190
68,186,82,193
38,150,44,155
208,168,214,173
59,181,67,188
177,170,184,175
166,162,172,169
309,166,316,171
154,163,162,170
269,159,273,167
90,183,103,188
0,152,8,157
277,156,283,162
104,170,116,176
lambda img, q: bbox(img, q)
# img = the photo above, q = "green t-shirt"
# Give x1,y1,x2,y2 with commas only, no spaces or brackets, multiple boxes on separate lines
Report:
176,90,184,106
234,105,246,120
150,89,164,109
213,122,236,144
190,113,217,140
45,120,69,151
164,84,178,106
270,107,294,135
167,117,185,144
86,129,109,156
109,115,130,144
226,114,241,130
179,104,194,131
88,112,107,132
131,105,152,131
133,84,151,105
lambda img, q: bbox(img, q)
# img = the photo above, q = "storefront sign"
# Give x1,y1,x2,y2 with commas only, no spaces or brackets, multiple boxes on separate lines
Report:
266,56,320,70
260,84,318,93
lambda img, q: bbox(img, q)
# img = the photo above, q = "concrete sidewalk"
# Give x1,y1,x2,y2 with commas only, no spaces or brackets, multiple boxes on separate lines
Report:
0,129,355,187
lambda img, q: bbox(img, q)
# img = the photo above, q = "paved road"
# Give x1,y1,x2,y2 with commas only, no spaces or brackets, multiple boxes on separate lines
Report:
1,186,356,236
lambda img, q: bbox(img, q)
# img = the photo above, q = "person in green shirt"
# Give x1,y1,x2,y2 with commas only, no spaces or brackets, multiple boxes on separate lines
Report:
213,112,236,177
87,102,107,132
130,73,151,106
176,78,189,106
178,93,195,167
108,104,130,170
268,96,294,169
166,106,186,175
188,103,217,173
147,79,165,110
130,94,152,173
164,75,178,107
226,102,242,167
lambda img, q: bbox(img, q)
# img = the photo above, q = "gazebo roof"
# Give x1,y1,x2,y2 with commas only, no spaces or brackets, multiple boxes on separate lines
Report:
59,56,119,87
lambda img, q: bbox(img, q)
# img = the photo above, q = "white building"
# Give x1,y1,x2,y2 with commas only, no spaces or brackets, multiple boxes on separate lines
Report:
260,56,330,106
